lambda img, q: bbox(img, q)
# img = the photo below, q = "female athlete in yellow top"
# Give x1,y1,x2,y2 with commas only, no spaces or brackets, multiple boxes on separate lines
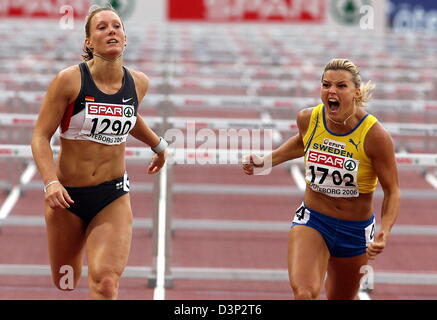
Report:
243,59,400,300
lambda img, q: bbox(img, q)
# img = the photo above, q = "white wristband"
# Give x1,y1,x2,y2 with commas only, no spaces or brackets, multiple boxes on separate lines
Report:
151,137,168,154
43,180,60,193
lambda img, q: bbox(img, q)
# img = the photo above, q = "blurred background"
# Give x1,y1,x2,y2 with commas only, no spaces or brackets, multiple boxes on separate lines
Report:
0,0,436,300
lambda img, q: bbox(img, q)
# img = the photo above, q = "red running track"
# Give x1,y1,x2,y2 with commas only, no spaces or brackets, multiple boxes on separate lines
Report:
0,161,436,300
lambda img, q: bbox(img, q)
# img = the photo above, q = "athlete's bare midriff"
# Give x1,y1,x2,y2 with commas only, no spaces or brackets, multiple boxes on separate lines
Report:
303,186,374,221
56,137,126,187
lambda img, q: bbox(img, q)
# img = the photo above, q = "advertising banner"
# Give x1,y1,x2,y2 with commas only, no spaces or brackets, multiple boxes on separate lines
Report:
0,0,90,18
0,1,164,26
388,0,437,32
0,1,389,30
168,0,326,23
168,0,386,31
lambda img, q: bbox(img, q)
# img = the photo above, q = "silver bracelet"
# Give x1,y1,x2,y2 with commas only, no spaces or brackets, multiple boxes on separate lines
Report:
43,180,60,193
151,137,168,154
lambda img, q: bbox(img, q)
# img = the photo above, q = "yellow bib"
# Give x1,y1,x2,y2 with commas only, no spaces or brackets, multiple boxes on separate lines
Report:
302,104,378,197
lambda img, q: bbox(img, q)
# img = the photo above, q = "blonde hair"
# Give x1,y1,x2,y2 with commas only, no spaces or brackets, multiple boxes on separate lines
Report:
82,4,125,61
322,58,375,107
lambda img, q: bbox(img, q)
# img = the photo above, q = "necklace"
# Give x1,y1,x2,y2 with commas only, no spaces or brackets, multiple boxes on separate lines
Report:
93,52,123,62
326,110,356,126
93,45,126,62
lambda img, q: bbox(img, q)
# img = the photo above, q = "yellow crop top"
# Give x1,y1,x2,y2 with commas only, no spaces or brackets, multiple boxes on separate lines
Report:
302,104,378,197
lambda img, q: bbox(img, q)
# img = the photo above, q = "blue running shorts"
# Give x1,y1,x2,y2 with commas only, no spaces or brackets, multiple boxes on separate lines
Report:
291,202,375,258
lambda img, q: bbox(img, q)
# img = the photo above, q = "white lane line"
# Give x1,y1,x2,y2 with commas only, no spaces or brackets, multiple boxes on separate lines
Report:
153,162,168,300
290,165,306,191
425,172,437,190
0,134,57,219
0,162,36,219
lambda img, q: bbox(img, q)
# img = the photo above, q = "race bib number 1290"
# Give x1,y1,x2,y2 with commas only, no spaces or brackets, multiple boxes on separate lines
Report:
81,102,136,144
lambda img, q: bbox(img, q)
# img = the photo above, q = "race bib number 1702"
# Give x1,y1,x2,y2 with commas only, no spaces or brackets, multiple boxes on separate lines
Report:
305,149,359,197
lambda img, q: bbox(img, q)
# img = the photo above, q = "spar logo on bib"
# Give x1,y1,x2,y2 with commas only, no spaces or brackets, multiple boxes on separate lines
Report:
88,104,123,117
307,150,344,169
123,106,134,118
344,159,357,171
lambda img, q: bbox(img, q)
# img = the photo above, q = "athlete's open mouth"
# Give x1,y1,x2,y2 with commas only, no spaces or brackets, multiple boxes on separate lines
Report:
328,99,340,111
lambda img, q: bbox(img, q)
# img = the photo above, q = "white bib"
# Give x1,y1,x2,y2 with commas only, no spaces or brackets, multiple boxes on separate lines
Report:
305,149,359,197
80,102,137,145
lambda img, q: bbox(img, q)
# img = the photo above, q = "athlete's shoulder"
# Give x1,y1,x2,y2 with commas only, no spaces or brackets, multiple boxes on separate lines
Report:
296,106,312,123
364,120,394,158
126,68,149,87
366,119,388,139
125,67,149,99
363,110,378,123
297,105,319,118
297,105,321,128
56,64,81,81
296,106,318,138
47,64,81,100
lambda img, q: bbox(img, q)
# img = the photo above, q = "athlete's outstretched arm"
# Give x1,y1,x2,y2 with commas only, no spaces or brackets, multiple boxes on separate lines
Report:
365,122,400,259
243,108,311,175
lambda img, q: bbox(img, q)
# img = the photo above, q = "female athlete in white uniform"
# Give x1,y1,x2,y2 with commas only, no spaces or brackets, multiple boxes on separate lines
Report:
31,5,167,299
